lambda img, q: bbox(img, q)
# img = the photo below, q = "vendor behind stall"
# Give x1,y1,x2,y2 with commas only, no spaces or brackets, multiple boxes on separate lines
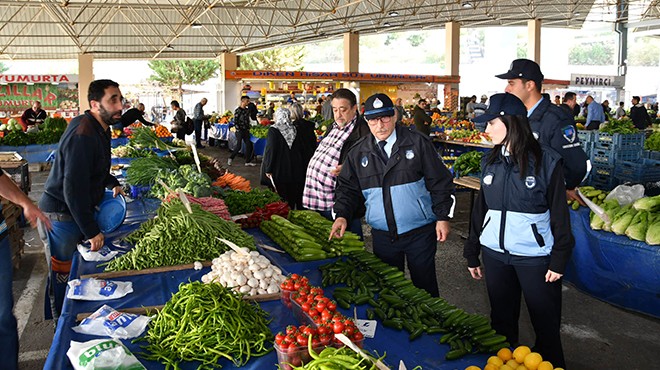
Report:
117,103,154,128
20,100,47,131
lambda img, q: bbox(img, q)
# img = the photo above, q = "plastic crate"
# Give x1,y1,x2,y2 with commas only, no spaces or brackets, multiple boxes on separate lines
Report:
594,132,645,150
589,173,619,190
129,184,152,198
590,148,641,165
581,142,593,157
577,130,594,143
643,150,660,160
614,158,660,184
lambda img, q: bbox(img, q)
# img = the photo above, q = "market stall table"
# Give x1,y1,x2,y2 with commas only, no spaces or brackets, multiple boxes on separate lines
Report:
564,207,660,318
47,226,491,369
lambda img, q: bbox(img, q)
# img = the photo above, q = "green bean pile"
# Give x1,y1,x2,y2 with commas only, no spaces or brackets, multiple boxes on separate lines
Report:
125,156,178,186
141,281,273,369
103,199,255,271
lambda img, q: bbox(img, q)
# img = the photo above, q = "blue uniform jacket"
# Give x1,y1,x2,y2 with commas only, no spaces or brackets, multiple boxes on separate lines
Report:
463,147,575,273
334,125,455,237
528,98,589,189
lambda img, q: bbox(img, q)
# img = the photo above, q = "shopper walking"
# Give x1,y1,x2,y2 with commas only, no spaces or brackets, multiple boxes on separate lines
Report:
464,93,573,368
39,79,125,322
0,170,51,370
330,93,455,297
289,103,317,209
496,58,588,205
303,88,369,237
229,96,256,166
261,108,298,207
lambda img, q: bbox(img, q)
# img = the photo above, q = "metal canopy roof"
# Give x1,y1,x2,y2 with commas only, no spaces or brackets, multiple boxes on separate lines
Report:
0,0,654,60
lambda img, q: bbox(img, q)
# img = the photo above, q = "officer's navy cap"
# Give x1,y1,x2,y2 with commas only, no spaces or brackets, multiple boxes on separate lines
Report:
364,93,395,120
495,58,544,86
472,93,527,123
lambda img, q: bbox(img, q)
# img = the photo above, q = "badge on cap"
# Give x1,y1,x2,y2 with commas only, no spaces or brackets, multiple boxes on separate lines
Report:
373,98,383,109
361,156,369,167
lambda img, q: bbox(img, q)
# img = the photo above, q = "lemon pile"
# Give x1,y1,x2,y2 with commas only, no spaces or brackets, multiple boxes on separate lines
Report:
464,346,564,370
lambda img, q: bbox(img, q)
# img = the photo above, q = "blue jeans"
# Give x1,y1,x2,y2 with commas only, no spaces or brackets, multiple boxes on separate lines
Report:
318,210,364,240
39,219,83,321
0,237,18,370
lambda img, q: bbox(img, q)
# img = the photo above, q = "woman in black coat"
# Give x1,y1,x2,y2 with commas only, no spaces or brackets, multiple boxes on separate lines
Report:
289,103,317,209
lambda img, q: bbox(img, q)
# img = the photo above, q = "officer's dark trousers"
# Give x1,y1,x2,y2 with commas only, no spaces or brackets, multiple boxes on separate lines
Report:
482,248,566,368
371,222,439,297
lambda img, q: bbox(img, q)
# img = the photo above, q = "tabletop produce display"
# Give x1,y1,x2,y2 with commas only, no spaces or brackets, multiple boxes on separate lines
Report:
222,188,282,215
102,199,254,271
453,151,483,177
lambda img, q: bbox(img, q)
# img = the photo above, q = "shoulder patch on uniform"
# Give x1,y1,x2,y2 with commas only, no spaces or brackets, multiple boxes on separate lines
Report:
525,176,536,189
562,125,576,143
361,156,369,167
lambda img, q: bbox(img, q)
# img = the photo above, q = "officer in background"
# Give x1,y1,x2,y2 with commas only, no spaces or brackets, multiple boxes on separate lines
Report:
496,59,589,204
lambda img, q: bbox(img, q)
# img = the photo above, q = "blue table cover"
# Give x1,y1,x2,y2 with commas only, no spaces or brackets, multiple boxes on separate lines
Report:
0,143,59,163
47,227,491,369
564,208,660,318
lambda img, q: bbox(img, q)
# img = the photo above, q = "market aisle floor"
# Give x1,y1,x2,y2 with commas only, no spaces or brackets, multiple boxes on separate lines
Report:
13,143,660,370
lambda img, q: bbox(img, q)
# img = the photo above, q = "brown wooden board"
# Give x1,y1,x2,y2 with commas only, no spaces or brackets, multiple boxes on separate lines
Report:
80,261,214,280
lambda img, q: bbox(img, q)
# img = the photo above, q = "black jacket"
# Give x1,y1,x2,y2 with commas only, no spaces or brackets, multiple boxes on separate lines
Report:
463,147,574,273
39,111,120,239
528,98,588,189
334,126,455,237
630,105,651,130
413,105,432,136
120,108,153,127
234,106,251,131
291,118,317,171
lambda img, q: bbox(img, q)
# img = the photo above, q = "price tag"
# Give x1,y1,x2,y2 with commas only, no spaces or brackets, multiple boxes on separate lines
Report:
355,319,377,338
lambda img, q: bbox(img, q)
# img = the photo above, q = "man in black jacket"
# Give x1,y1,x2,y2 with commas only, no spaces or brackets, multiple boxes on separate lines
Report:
229,96,256,166
413,99,432,136
630,96,651,130
497,59,589,204
119,103,154,127
39,79,125,321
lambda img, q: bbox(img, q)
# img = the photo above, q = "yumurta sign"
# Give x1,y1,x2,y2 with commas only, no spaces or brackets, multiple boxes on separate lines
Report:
570,74,625,88
0,74,78,112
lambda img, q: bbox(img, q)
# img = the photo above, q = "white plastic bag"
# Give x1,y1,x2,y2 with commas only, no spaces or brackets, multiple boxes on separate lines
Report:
605,184,645,206
72,304,150,339
67,338,146,370
67,278,133,301
77,244,119,262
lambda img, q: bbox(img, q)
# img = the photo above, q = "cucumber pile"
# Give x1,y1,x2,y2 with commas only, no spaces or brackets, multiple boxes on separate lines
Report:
288,210,365,255
260,215,329,261
319,250,508,360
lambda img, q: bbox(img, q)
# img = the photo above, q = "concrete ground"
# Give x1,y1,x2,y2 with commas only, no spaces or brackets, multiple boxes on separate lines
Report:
13,141,660,370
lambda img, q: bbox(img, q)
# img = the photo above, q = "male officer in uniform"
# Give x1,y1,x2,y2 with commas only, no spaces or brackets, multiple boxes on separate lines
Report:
329,93,455,297
497,59,590,204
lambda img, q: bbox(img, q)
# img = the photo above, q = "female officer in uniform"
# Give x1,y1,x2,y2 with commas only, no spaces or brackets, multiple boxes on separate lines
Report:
463,93,574,368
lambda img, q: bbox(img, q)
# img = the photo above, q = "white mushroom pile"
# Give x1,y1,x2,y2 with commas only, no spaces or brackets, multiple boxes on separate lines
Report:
201,248,284,296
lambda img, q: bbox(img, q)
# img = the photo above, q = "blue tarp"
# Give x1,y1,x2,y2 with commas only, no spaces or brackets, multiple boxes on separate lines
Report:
46,225,491,369
0,143,59,163
564,208,660,318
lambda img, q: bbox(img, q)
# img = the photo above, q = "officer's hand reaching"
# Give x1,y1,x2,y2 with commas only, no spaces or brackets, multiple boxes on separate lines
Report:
566,189,585,206
329,217,347,241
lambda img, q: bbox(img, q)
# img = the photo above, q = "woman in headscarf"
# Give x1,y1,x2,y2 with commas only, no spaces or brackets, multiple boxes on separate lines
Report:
261,108,299,208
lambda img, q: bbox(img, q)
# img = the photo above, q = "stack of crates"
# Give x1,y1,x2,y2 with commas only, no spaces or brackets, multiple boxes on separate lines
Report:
587,132,645,190
614,149,660,185
0,152,30,194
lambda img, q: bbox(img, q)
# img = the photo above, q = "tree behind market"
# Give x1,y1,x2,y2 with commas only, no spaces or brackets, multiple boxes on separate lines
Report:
148,60,220,101
239,46,305,71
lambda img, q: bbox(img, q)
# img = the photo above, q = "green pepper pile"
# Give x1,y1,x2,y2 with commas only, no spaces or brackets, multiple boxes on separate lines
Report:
102,199,254,271
319,250,507,360
645,132,660,151
250,125,269,139
140,281,272,369
599,117,639,134
453,151,483,177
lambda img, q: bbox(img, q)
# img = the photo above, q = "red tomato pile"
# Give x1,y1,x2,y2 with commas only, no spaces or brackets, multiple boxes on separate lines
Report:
278,274,364,348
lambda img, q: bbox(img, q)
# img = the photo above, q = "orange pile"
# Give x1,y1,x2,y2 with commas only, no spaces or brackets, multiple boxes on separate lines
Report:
154,125,171,138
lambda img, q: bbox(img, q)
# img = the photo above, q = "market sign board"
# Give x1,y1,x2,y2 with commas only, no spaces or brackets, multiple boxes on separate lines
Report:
570,74,625,88
0,74,78,84
0,75,78,112
226,70,461,84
